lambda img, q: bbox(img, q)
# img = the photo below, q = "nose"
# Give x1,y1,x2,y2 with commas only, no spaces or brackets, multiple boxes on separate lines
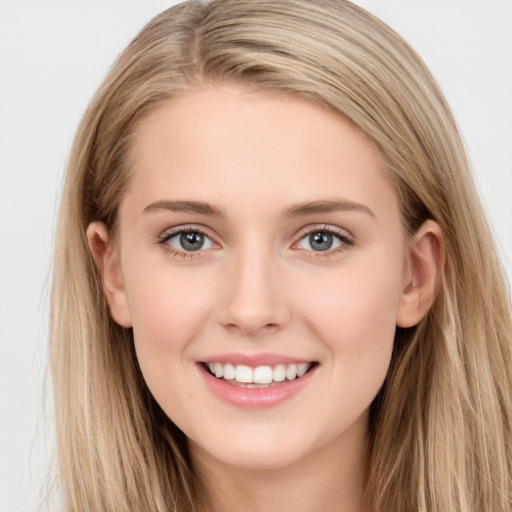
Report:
218,242,290,336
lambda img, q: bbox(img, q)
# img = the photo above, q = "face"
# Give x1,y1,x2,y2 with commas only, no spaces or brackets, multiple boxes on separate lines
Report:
93,86,429,473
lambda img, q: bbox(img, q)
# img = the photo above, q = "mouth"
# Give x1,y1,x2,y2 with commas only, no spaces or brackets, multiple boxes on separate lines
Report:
201,361,318,389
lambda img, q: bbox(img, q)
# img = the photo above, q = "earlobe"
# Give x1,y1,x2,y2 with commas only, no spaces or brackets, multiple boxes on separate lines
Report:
86,222,133,328
396,220,445,328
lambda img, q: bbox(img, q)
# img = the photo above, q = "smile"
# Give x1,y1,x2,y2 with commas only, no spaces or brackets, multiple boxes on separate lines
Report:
198,359,318,409
204,362,312,388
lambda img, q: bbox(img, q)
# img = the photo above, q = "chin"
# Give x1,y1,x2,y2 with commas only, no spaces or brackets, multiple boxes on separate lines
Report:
213,450,307,472
190,428,313,471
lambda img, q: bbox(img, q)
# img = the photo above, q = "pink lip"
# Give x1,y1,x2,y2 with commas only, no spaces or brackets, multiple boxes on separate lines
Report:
197,361,317,409
200,352,313,366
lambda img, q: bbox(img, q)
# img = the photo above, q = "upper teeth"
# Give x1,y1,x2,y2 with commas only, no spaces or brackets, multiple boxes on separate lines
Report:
207,362,311,384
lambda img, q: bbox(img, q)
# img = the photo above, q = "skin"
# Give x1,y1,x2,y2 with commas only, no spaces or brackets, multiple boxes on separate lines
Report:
88,86,443,512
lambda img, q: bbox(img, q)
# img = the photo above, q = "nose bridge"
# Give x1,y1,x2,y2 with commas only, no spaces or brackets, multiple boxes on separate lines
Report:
219,237,288,334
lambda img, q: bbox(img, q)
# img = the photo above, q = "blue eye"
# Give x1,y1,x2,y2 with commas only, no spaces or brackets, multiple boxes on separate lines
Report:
296,229,351,252
162,230,216,252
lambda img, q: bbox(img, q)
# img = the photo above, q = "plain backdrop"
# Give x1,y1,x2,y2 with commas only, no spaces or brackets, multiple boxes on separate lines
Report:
0,1,511,511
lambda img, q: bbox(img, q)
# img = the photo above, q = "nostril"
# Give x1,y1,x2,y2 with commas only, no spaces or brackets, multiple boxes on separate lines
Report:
220,308,286,335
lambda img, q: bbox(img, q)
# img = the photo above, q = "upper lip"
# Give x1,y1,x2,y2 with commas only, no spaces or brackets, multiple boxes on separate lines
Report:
200,352,316,367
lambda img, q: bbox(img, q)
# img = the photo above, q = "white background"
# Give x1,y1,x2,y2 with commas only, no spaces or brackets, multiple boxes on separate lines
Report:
0,1,511,511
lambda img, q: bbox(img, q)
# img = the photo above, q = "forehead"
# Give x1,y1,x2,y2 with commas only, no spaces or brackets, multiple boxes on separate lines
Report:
124,86,398,221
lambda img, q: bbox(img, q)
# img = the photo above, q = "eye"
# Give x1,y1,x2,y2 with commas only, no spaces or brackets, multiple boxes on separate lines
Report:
159,228,216,253
295,227,353,254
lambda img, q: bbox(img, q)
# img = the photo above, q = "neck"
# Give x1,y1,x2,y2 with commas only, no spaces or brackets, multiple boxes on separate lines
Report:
190,414,371,512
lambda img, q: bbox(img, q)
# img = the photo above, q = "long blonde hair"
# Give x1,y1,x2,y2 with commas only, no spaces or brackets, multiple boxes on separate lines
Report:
50,1,512,510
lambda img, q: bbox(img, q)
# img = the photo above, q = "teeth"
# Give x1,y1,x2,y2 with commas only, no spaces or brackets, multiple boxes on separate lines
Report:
286,364,297,380
206,362,312,384
297,363,308,377
235,365,253,383
214,362,223,378
273,364,286,382
253,366,273,384
223,363,235,380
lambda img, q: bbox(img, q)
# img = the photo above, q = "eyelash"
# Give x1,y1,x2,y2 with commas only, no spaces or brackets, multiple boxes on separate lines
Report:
156,224,354,259
157,226,215,259
293,225,354,259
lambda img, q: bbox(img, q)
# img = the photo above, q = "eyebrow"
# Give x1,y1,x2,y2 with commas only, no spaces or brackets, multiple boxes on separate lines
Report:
142,198,375,219
143,200,224,217
282,200,375,219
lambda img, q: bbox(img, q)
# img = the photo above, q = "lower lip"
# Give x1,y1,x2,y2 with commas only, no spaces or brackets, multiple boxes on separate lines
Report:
198,364,317,409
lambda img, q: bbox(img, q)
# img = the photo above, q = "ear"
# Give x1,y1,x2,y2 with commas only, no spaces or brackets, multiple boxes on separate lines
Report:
396,220,445,328
86,222,133,328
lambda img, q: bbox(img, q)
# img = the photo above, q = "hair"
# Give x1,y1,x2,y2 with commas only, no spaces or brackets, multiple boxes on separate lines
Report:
50,1,512,511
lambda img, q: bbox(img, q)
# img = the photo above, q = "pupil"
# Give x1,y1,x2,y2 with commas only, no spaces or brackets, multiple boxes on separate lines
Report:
310,232,332,251
180,232,204,251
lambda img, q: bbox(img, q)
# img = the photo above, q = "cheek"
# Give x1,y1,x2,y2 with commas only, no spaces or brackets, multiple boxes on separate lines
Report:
128,262,213,334
305,259,402,343
125,267,216,387
339,275,399,345
300,253,404,392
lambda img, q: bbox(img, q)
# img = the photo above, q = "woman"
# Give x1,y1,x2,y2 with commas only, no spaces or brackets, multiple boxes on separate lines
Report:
50,1,512,510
